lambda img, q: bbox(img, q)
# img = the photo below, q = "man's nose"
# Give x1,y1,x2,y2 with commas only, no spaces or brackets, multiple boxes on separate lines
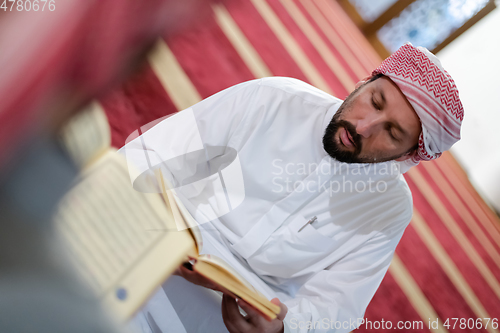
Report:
355,113,384,138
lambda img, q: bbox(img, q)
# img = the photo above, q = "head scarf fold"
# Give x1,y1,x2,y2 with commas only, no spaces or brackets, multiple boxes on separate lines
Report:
372,43,464,172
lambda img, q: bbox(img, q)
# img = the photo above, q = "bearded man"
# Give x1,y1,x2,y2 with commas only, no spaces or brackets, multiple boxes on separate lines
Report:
122,43,463,333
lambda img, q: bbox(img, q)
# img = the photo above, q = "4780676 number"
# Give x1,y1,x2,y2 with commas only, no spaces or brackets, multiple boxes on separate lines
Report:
443,318,498,330
1,0,55,11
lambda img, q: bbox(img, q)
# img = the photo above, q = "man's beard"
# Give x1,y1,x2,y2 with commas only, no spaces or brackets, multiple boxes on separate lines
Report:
322,88,365,163
322,110,363,163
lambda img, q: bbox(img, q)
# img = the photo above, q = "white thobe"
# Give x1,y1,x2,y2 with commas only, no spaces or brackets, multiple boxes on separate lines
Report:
121,77,413,333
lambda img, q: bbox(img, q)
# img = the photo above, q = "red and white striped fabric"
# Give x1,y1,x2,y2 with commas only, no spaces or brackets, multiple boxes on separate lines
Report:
372,43,464,171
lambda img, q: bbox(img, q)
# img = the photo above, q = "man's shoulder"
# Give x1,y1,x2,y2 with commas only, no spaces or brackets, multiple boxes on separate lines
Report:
257,77,343,106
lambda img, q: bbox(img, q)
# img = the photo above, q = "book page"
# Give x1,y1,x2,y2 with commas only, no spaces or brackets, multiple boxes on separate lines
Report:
53,151,195,319
170,191,203,252
193,258,280,320
155,169,203,253
197,254,256,292
195,254,281,316
59,102,111,168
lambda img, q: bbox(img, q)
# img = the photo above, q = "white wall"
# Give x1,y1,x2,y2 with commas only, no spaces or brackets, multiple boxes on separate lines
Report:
437,7,500,212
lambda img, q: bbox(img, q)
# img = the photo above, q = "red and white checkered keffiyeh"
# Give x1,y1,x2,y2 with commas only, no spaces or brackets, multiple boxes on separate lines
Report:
372,43,464,172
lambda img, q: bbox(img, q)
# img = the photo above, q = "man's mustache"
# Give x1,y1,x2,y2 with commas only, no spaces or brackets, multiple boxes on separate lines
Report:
337,120,362,153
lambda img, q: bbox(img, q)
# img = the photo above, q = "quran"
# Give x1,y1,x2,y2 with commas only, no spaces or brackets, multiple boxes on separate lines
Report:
54,103,281,321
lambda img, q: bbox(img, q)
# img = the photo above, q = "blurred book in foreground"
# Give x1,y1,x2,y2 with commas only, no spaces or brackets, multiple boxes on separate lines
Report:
53,103,280,321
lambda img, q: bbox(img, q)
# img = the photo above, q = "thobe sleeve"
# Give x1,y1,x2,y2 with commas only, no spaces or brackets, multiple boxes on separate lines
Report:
281,221,409,333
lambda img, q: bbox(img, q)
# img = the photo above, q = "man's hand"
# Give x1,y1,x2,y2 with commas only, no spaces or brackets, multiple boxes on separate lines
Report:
221,295,288,333
175,263,288,332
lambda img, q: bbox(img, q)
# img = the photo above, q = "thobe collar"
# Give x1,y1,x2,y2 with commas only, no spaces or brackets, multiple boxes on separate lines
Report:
322,101,341,133
318,99,343,158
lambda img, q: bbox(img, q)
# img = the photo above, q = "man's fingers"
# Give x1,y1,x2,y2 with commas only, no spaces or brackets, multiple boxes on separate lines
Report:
221,294,250,332
177,265,193,278
179,265,196,275
270,298,280,306
237,299,262,319
236,299,266,322
271,298,288,321
221,297,240,333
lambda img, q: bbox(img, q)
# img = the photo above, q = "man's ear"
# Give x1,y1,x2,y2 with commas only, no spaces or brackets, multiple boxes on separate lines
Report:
355,76,372,89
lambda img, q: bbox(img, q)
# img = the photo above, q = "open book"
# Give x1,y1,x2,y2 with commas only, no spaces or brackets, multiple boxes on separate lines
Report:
53,103,281,322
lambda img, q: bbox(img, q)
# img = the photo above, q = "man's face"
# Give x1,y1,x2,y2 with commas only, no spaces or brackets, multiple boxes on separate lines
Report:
323,76,421,163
